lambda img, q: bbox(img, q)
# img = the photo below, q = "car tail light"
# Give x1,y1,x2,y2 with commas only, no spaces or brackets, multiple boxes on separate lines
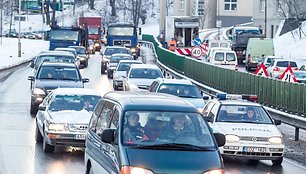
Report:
274,67,280,71
247,54,251,62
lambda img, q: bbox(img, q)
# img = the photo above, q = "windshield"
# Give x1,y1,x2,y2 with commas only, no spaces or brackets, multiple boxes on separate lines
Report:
110,56,132,63
55,49,77,57
129,68,163,79
35,55,75,69
157,84,202,98
117,62,142,71
276,61,298,67
122,111,215,148
70,47,86,54
48,95,101,112
108,26,135,36
88,27,99,35
235,29,260,35
50,30,79,41
216,105,273,124
104,48,130,56
37,66,80,81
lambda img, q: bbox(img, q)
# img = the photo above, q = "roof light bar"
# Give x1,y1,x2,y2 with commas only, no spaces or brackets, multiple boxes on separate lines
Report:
216,93,258,101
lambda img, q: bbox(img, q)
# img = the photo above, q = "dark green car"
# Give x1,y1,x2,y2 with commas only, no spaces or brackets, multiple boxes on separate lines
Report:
85,91,225,174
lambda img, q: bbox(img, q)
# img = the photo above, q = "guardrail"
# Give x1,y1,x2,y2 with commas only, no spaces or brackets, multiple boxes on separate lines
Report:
139,36,306,141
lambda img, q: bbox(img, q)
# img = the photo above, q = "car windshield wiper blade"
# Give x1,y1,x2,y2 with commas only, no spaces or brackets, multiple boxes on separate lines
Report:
57,78,77,81
133,143,214,151
178,95,200,98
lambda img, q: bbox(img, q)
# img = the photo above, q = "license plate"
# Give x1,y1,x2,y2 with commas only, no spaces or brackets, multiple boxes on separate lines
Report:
243,147,266,152
74,134,86,140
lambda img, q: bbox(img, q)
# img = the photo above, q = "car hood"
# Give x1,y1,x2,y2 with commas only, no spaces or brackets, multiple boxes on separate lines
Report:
125,148,222,174
114,71,127,80
182,98,205,109
213,122,282,137
49,110,92,124
35,79,83,91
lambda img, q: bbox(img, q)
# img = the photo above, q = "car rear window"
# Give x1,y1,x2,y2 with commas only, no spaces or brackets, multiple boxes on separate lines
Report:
276,61,297,67
214,52,224,61
226,53,236,61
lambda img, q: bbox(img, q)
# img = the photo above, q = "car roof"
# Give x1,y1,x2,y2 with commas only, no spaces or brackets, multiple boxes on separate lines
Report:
39,51,74,56
68,46,85,49
104,46,128,49
119,60,143,64
111,53,132,57
130,64,160,69
40,62,77,67
51,88,101,96
155,78,193,85
213,49,236,53
274,59,297,62
104,91,199,112
55,48,77,52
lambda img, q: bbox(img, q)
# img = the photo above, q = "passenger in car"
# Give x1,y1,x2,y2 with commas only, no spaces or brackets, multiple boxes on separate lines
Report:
144,113,168,140
123,112,147,143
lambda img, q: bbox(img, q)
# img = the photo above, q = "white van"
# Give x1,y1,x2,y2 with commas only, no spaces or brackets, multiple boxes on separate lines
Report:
209,49,238,70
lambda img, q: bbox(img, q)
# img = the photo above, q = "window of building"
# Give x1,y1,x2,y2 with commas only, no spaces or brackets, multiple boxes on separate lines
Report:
198,0,205,16
260,0,265,11
180,0,185,12
224,0,237,11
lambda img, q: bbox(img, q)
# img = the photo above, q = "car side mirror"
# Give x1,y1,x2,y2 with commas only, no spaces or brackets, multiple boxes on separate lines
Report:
204,116,213,123
274,119,281,125
82,78,89,83
101,129,116,143
30,61,35,68
28,76,34,81
214,133,225,147
203,96,210,100
38,105,46,111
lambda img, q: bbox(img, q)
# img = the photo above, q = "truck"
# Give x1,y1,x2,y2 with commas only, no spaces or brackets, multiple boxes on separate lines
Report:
78,17,102,51
164,16,199,56
106,23,141,59
49,25,88,51
229,26,264,65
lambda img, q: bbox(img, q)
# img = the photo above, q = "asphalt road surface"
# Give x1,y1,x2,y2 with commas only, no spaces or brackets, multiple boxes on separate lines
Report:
0,50,305,174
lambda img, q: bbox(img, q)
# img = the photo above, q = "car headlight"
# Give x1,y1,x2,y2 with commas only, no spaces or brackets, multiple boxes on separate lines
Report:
94,43,99,47
48,123,67,131
269,137,282,144
80,57,86,61
89,46,93,50
33,88,46,95
120,166,153,174
203,169,224,174
225,134,240,143
128,83,139,90
131,48,136,52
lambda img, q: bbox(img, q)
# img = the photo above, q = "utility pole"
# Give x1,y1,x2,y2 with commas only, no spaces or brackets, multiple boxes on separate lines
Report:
264,0,267,38
18,0,21,57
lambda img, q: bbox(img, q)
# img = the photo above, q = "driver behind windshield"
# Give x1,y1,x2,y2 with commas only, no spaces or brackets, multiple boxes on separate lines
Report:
123,112,148,143
158,114,193,140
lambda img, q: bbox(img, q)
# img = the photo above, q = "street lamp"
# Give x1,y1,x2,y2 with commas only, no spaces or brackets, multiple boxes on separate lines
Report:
18,0,21,57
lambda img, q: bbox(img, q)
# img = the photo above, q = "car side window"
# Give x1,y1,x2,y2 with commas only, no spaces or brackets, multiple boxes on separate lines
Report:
89,100,104,132
202,102,215,116
95,101,115,137
208,104,219,120
148,81,159,92
110,107,120,129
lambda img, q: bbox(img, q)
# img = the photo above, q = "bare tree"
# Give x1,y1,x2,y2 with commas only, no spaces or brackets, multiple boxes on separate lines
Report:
277,0,306,39
110,0,117,16
89,0,95,9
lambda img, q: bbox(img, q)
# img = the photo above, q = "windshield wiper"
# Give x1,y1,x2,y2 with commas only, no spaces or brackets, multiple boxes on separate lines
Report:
178,95,200,98
132,143,214,151
57,78,78,81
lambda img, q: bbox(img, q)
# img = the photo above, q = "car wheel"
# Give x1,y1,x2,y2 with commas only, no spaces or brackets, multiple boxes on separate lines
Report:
43,132,55,153
101,67,106,74
30,102,38,115
272,158,283,165
86,165,94,174
35,123,43,143
85,60,89,67
113,84,118,91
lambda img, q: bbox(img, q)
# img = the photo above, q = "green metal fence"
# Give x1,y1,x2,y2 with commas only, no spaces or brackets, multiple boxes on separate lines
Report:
142,34,306,116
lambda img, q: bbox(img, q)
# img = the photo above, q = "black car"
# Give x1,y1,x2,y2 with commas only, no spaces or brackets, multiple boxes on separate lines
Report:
28,62,89,114
85,91,225,174
69,46,90,68
101,46,132,74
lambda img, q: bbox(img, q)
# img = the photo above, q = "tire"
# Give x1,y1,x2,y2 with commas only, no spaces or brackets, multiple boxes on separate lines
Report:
86,165,94,174
101,67,106,74
43,132,55,153
30,102,38,115
272,158,283,165
35,123,43,143
113,84,118,91
85,60,89,67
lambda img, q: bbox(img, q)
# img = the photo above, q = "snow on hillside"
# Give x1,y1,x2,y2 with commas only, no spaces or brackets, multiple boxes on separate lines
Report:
274,21,306,61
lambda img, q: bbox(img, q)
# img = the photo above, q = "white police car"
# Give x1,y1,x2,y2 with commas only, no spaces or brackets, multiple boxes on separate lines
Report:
202,93,284,165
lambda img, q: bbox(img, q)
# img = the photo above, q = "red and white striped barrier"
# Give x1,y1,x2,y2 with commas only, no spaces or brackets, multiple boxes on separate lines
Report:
175,48,192,56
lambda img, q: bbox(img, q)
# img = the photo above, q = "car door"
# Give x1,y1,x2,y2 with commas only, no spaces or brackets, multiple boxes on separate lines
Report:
36,92,54,132
88,100,115,174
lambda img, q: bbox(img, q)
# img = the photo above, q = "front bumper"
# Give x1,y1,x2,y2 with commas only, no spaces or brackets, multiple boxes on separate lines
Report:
45,131,86,147
220,143,284,160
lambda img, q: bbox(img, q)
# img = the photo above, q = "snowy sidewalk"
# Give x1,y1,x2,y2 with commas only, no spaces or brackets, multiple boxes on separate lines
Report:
0,37,49,70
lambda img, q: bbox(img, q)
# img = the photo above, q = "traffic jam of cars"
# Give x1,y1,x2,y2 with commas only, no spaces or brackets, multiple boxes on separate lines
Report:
25,34,288,173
